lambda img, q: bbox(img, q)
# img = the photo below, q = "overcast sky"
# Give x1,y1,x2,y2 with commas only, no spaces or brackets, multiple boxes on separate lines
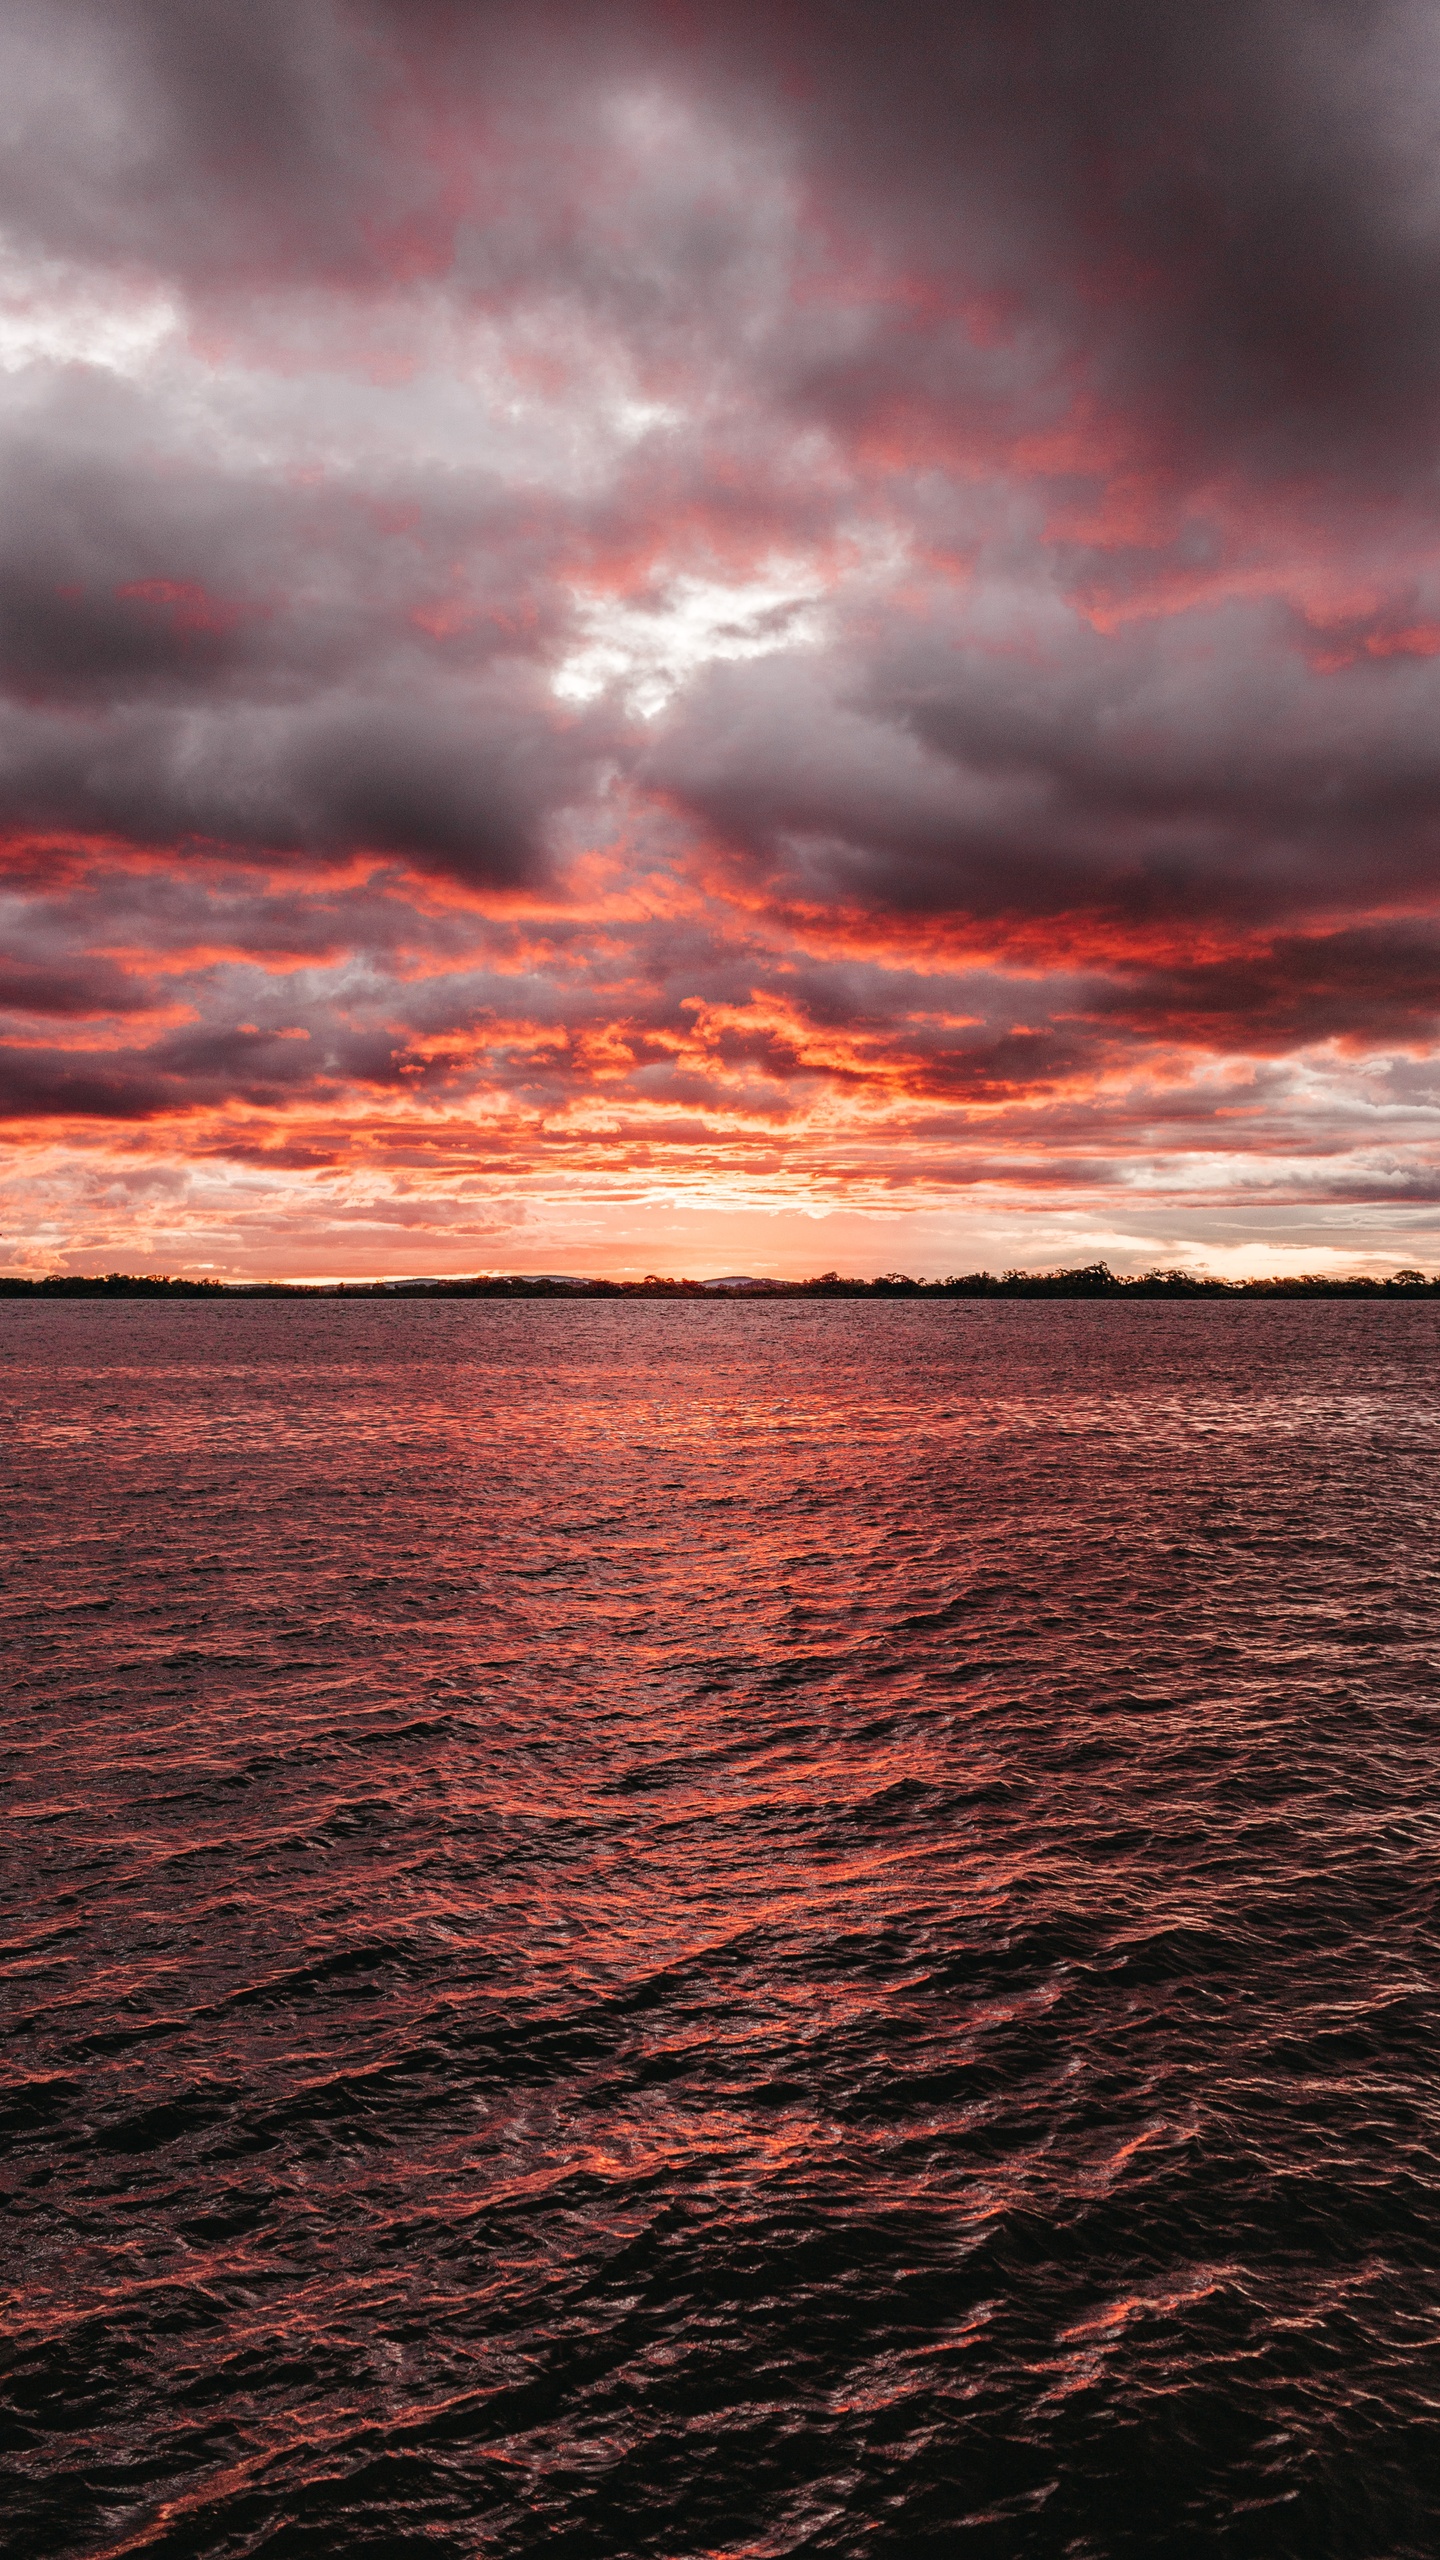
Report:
4,0,1440,1276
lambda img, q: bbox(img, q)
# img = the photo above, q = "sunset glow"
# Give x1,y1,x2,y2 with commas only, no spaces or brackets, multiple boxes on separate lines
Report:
5,2,1440,1277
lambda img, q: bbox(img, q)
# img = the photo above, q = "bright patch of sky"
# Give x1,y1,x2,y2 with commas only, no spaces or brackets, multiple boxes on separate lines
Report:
0,240,177,374
553,563,829,716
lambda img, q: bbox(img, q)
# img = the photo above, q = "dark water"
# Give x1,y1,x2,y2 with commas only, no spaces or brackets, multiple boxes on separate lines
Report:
4,1300,1440,2559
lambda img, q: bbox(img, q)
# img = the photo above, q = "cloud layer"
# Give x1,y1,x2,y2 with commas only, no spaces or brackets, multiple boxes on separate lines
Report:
3,0,1440,1276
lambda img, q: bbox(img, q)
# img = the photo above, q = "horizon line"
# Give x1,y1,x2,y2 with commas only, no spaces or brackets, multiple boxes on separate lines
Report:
4,1262,1439,1301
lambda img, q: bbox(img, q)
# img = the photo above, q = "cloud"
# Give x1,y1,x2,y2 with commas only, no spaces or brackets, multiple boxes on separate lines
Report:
1,1,1439,1271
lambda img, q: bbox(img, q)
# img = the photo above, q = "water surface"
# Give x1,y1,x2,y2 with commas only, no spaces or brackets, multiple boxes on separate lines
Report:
4,1300,1439,2556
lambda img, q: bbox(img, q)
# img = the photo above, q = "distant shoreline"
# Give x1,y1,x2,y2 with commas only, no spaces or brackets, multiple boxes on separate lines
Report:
2,1265,1436,1302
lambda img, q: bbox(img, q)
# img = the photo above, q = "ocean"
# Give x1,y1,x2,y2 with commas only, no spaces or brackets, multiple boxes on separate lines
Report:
4,1297,1439,2557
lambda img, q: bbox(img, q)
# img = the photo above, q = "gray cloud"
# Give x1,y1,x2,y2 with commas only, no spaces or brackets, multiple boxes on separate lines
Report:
1,0,1438,1196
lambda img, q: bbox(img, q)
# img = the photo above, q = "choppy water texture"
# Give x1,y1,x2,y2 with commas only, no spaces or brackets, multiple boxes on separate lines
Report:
4,1301,1440,2559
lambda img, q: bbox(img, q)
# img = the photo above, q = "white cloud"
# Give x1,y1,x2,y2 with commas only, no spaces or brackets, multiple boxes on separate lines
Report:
0,238,177,376
553,562,828,717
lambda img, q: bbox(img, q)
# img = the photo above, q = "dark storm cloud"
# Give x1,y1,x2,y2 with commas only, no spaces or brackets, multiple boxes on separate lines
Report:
0,1049,175,1120
0,0,389,288
8,0,1432,483
0,370,609,884
648,597,1440,932
0,684,581,883
0,954,152,1017
1081,926,1440,1052
2,0,1440,1186
771,3,1440,488
0,1014,447,1122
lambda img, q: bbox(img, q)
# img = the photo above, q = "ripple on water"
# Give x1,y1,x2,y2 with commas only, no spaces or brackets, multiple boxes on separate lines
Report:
3,1297,1440,2557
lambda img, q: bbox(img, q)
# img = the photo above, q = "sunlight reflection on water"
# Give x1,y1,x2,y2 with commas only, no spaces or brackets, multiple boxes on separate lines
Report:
4,1299,1440,2558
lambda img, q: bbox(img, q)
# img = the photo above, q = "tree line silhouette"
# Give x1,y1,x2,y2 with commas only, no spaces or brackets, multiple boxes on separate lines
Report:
2,1264,1436,1300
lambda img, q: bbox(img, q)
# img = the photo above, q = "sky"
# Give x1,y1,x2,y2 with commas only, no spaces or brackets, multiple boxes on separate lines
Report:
4,0,1440,1280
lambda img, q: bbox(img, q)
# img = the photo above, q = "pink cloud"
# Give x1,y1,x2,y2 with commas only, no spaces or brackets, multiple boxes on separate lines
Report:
1,2,1440,1274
